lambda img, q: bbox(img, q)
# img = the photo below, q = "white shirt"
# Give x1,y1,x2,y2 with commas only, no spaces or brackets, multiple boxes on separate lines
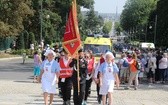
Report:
63,57,69,66
159,57,168,69
99,62,119,83
148,57,156,71
94,61,100,78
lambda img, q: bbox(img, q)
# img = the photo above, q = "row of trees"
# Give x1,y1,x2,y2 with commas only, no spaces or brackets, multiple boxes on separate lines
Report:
102,21,112,35
120,0,158,44
0,0,105,49
121,0,168,47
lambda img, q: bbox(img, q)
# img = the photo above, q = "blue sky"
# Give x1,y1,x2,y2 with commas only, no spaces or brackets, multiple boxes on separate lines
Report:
94,0,127,13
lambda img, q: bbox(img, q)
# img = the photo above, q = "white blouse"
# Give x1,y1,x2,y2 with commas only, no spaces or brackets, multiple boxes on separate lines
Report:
159,57,168,69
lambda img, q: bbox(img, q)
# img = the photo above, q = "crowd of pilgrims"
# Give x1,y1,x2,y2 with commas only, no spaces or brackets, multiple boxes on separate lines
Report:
33,44,168,105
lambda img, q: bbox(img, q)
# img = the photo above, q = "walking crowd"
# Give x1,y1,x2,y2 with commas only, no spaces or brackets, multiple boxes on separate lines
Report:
32,44,168,105
118,48,168,87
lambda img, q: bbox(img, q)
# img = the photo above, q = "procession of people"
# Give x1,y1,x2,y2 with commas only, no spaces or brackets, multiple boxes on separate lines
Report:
32,43,168,105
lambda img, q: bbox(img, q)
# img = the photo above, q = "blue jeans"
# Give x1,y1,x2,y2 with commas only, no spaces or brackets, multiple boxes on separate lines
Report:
165,68,168,81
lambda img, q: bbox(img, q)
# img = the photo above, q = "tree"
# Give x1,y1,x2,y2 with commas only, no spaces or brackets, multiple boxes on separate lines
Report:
84,7,104,35
23,31,29,49
16,33,25,49
0,0,34,36
0,0,95,49
102,21,112,35
120,0,157,34
29,32,35,44
114,22,122,36
155,0,168,47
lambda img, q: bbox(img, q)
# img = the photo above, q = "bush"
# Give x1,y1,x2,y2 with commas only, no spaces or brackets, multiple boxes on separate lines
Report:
16,33,25,49
11,49,27,55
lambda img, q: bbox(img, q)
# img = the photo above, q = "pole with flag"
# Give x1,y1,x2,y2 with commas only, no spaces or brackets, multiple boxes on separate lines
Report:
62,0,81,94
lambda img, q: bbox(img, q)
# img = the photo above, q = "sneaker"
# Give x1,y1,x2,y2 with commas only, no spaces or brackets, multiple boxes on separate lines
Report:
82,101,87,105
63,101,66,105
124,87,130,90
134,87,138,90
66,100,71,105
58,93,63,98
98,97,101,104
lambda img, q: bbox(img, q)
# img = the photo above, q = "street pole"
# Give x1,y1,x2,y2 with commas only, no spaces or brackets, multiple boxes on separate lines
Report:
154,15,157,44
145,24,147,42
40,0,43,42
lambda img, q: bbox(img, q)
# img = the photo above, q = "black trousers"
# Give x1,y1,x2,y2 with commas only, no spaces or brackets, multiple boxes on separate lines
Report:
96,83,102,99
96,72,102,101
155,69,161,81
73,81,86,105
58,78,62,95
160,69,166,82
84,78,92,101
60,77,72,101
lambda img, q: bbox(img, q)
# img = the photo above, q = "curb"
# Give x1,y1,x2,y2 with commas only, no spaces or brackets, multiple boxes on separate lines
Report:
0,57,22,61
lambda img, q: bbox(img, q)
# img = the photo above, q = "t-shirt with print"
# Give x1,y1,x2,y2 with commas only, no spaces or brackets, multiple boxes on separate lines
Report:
99,62,119,81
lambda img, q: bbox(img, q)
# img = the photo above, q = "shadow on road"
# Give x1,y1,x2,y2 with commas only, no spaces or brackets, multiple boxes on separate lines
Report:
13,80,33,83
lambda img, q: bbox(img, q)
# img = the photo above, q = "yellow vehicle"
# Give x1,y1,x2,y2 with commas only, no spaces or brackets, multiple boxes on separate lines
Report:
84,35,113,62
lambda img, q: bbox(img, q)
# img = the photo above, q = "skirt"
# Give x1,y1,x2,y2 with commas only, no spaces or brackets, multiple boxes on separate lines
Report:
99,80,114,95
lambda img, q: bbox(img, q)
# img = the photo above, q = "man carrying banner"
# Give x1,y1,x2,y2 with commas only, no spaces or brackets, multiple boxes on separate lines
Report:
69,49,88,105
62,0,84,104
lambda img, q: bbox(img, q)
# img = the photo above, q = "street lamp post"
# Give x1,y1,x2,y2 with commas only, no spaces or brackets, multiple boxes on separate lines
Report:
154,15,157,45
40,0,43,43
149,15,157,44
45,14,50,38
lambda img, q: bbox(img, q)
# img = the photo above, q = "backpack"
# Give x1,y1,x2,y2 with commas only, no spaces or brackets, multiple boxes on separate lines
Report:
123,59,129,67
136,60,141,70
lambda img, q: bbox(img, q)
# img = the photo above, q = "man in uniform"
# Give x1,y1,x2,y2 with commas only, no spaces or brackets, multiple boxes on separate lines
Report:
69,49,88,105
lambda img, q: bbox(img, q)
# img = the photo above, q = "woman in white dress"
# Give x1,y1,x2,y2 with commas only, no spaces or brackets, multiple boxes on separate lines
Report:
99,52,120,105
39,49,60,105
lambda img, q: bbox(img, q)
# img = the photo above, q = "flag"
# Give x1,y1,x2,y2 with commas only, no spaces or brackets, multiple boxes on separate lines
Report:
63,0,81,56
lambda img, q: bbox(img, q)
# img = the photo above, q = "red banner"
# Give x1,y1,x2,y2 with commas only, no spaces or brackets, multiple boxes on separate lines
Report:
63,1,81,56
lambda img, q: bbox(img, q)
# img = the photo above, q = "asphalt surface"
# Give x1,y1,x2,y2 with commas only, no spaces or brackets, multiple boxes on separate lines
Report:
0,58,33,80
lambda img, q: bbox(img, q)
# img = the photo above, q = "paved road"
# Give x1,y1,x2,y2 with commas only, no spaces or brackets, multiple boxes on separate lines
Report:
0,58,168,105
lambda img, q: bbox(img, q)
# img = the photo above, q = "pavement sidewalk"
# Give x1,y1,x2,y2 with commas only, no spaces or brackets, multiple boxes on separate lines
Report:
0,80,168,105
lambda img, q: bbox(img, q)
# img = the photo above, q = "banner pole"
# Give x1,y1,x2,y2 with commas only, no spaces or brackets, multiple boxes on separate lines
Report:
77,53,80,95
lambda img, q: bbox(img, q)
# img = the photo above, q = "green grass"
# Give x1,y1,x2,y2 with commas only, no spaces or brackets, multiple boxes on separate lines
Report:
0,53,20,58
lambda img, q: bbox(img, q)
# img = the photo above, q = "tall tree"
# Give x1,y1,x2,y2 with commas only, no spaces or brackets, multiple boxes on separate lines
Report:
155,0,168,47
102,21,112,35
114,22,122,36
120,0,157,34
0,0,34,36
84,7,104,35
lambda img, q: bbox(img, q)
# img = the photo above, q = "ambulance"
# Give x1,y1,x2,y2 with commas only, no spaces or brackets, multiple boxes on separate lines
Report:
84,34,113,63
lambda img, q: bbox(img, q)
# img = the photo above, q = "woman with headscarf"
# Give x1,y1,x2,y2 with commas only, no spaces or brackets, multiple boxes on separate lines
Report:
99,51,120,105
39,49,60,105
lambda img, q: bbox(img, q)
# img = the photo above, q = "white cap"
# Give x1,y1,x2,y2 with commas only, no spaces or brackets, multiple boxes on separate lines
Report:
44,49,56,57
105,51,115,59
